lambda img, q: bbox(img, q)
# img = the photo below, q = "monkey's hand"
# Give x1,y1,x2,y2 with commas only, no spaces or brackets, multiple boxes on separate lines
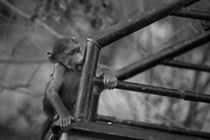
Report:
54,114,74,132
103,71,117,89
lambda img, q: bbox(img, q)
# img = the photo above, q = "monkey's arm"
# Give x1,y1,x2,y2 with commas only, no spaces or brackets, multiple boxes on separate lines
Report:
46,64,72,132
46,64,70,117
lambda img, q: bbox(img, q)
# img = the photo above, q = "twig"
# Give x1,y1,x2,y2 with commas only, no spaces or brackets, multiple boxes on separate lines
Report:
36,20,64,38
0,84,30,90
0,59,47,64
0,84,42,99
120,90,186,128
139,96,187,129
27,63,42,84
0,0,64,38
0,0,30,19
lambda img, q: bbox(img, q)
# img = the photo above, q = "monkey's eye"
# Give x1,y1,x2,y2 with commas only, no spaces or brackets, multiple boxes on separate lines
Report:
68,51,74,55
74,47,80,53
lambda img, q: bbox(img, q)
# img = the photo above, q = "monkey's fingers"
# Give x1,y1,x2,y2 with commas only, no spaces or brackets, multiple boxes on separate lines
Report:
109,81,115,89
108,78,117,89
53,114,59,121
67,117,72,131
114,78,118,88
106,80,112,89
61,121,67,132
111,78,117,89
103,78,108,89
62,118,72,132
70,116,75,122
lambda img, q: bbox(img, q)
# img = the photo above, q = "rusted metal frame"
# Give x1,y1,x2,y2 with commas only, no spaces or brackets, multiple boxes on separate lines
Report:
84,0,198,120
71,121,207,140
161,60,210,72
97,115,210,139
74,39,100,120
93,78,210,103
172,9,210,20
74,0,199,121
88,87,100,121
115,31,210,80
92,0,199,48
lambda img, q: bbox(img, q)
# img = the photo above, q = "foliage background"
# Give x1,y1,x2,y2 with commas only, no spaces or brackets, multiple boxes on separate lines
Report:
0,0,210,139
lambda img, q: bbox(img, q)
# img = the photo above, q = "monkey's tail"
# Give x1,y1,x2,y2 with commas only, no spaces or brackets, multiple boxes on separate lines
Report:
38,118,53,140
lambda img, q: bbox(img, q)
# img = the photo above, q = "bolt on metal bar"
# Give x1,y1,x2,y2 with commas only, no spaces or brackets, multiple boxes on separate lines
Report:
172,9,210,20
97,115,210,139
74,39,100,120
92,0,199,48
161,60,210,72
94,78,210,103
115,31,210,80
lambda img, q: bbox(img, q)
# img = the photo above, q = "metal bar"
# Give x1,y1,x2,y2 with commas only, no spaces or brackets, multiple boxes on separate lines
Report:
74,0,199,121
74,39,100,120
97,115,210,139
115,31,210,80
94,78,210,103
88,87,100,121
71,121,207,140
172,9,210,20
161,60,210,72
92,0,199,48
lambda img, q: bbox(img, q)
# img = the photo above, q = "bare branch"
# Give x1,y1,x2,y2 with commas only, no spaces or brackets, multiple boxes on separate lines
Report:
0,0,30,19
27,63,42,84
140,96,187,129
0,84,30,90
122,91,186,129
15,89,42,99
0,0,64,38
0,84,42,99
0,59,47,64
36,20,64,38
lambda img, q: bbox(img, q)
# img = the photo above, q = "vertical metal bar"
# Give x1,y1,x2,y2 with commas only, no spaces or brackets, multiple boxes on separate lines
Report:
88,88,100,121
115,31,210,80
74,39,100,120
93,0,199,48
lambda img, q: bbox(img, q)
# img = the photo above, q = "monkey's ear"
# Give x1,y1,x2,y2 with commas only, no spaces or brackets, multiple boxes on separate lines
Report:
47,51,57,64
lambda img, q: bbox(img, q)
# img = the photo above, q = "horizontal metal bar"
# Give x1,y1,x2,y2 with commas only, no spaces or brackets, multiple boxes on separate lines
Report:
92,0,199,48
114,31,210,80
172,9,210,20
161,60,210,72
94,78,210,103
71,121,207,140
97,115,210,139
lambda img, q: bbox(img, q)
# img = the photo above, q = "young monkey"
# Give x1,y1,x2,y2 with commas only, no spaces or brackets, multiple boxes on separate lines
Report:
40,37,117,140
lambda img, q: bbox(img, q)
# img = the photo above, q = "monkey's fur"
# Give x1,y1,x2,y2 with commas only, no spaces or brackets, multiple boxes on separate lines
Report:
39,37,117,140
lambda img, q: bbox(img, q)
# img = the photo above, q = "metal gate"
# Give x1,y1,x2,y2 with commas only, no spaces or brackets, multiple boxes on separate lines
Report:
69,0,210,139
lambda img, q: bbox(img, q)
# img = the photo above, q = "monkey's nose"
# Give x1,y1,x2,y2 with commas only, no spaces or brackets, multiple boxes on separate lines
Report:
80,57,85,64
78,59,84,66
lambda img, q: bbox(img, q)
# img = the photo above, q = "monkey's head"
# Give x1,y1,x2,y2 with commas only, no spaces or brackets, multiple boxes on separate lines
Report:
47,37,84,71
